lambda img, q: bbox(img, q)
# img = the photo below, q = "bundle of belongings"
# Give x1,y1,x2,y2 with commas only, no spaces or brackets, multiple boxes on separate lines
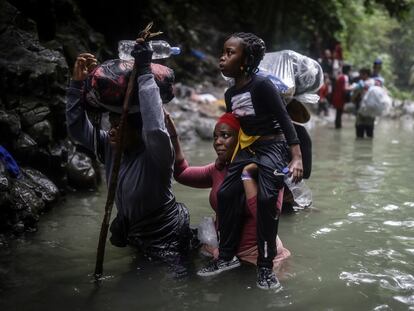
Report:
358,84,391,118
257,50,323,207
258,50,323,124
83,59,175,113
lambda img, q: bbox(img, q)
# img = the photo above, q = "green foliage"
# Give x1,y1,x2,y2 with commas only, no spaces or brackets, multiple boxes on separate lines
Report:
71,0,414,92
338,0,414,99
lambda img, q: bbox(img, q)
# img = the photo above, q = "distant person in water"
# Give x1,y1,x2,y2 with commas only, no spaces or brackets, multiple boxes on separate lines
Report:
332,64,351,129
371,58,385,86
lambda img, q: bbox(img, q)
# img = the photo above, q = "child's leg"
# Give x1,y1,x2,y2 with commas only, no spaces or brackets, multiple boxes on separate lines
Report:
217,155,249,260
256,164,283,269
252,142,288,269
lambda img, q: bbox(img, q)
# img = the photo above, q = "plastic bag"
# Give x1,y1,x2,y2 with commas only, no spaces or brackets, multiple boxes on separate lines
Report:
359,86,391,117
84,60,175,113
258,50,324,104
258,51,295,98
197,216,218,247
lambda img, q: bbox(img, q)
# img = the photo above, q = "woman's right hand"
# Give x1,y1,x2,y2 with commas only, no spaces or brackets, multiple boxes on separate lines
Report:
164,110,178,138
72,53,98,81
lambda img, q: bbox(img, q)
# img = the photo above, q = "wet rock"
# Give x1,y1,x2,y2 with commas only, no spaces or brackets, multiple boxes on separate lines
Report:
12,132,38,163
48,142,69,190
18,103,51,127
0,0,111,236
402,100,414,116
27,120,53,147
49,95,68,140
0,110,21,144
9,178,45,213
0,162,9,192
0,162,11,209
12,221,26,234
195,118,216,140
22,168,59,205
67,151,98,190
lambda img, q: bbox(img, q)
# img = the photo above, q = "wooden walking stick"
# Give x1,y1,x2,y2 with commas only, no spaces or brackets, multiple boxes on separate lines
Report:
94,22,162,278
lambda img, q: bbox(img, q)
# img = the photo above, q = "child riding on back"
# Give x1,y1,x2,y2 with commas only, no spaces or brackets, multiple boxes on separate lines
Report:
197,32,303,289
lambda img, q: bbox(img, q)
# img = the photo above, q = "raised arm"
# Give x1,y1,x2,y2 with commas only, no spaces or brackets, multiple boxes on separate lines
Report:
66,53,104,152
132,40,173,168
259,79,303,182
164,112,213,188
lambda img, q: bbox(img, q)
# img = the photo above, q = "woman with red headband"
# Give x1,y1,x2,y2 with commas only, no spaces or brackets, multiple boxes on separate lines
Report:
165,112,290,269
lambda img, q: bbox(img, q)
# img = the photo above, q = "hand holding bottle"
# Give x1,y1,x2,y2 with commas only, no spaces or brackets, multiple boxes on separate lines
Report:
119,40,181,61
131,39,153,76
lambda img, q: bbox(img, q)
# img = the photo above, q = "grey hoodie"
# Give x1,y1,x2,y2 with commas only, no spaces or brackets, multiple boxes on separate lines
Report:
66,74,188,251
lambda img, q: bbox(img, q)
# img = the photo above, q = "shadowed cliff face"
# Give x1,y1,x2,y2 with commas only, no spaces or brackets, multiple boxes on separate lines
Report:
0,0,106,235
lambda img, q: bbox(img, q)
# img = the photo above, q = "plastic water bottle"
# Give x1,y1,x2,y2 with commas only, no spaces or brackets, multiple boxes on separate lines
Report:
281,167,312,208
118,40,181,60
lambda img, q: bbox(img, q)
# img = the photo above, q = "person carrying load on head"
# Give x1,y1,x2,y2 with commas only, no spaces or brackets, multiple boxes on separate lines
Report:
196,32,303,290
65,39,194,271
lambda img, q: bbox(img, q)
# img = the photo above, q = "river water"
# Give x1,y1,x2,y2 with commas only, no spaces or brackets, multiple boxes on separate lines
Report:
1,117,413,311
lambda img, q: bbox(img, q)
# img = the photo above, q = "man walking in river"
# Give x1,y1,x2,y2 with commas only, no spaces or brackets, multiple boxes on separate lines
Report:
65,42,193,271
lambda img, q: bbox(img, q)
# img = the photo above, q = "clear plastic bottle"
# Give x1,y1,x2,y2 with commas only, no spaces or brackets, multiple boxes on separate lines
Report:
281,167,312,208
118,40,181,60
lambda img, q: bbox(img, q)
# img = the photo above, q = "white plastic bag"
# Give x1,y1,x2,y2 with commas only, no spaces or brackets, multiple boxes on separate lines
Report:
197,216,218,247
259,50,324,104
359,86,391,117
259,51,296,99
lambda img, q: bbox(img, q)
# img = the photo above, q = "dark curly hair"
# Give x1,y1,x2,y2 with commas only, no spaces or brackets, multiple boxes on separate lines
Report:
226,32,266,76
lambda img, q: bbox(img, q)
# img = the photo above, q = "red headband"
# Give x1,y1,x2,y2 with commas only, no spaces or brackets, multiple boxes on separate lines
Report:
217,113,240,131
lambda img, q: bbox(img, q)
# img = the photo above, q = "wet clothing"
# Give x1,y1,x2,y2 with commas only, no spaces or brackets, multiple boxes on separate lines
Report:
174,159,290,266
355,114,375,138
66,74,190,257
218,139,289,269
220,74,298,269
219,74,298,269
225,75,299,145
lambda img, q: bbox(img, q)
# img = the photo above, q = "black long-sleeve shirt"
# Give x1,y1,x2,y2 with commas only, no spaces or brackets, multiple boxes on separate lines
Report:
225,75,300,145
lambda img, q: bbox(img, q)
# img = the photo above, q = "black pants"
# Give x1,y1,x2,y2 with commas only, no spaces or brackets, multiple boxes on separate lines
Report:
111,202,192,257
335,108,343,129
356,124,374,138
355,114,375,138
217,140,288,269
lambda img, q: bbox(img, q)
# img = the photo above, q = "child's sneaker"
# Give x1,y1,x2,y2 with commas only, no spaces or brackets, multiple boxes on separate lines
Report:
256,267,281,290
197,256,240,276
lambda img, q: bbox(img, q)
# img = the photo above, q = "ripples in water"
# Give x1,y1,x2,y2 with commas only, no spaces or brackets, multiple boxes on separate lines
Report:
383,221,414,228
339,269,414,307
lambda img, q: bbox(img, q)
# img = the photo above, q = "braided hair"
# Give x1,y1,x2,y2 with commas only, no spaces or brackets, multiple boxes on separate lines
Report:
228,32,266,76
